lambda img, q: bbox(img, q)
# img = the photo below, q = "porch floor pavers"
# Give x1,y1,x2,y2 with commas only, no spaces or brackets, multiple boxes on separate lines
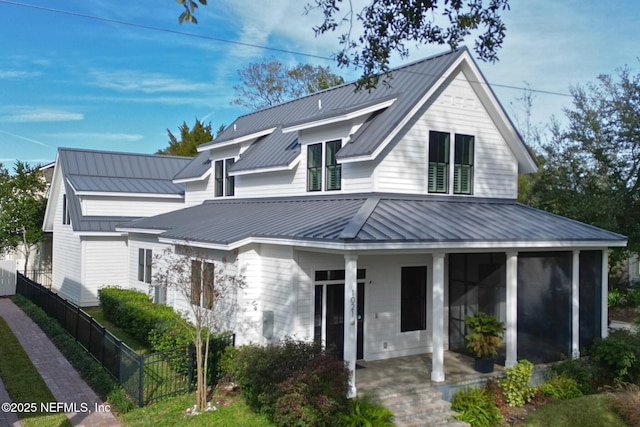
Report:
0,298,121,427
356,351,505,392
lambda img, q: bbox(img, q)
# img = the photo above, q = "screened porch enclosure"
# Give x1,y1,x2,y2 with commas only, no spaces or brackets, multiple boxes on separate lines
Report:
448,250,603,365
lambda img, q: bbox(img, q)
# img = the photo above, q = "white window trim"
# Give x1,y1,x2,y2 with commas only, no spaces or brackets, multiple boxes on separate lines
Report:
307,139,343,193
214,157,236,198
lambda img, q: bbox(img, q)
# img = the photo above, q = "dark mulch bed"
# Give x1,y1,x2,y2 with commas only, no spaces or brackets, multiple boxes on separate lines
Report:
498,392,552,426
609,306,638,323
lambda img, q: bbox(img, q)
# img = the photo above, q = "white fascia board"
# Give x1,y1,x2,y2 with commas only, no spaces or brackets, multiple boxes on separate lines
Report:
281,99,397,134
158,235,626,254
73,191,184,199
338,56,468,164
197,127,277,152
229,157,301,176
115,227,167,235
76,231,128,237
173,168,212,184
42,154,62,231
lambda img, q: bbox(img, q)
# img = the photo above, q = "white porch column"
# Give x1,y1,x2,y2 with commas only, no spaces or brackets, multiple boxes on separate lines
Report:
505,252,518,368
572,250,580,358
344,254,358,397
431,252,445,382
602,249,609,338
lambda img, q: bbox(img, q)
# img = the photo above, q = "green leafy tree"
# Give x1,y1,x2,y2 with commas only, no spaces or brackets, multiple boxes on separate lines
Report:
0,161,47,275
173,1,509,90
233,59,344,111
157,118,215,157
527,67,640,255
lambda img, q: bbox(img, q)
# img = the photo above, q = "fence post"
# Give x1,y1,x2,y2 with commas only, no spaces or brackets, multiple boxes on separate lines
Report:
75,306,80,340
138,353,145,407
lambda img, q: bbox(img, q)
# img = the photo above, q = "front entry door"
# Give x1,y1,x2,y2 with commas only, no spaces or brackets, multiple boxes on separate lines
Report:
316,282,364,360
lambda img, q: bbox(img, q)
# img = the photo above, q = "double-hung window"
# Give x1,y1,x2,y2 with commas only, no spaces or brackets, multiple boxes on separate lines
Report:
191,260,215,309
214,158,235,197
454,134,474,194
428,131,474,194
307,140,342,192
138,249,152,284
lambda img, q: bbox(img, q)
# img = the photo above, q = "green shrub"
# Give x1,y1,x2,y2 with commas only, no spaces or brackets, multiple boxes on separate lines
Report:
499,359,534,407
609,289,628,308
451,386,503,427
551,357,596,394
12,295,136,413
589,329,640,384
627,288,640,307
539,373,583,400
229,339,350,424
340,393,395,427
98,287,193,350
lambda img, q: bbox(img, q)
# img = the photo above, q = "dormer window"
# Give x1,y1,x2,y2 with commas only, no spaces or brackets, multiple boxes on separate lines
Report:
428,131,474,195
62,194,71,225
307,140,342,192
214,158,235,197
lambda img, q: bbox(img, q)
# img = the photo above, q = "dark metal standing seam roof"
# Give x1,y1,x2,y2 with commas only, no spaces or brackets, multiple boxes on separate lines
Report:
119,194,627,248
196,49,466,174
57,148,193,232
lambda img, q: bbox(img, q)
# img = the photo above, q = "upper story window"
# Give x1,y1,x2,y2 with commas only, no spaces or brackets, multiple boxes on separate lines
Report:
62,194,71,225
138,248,152,284
307,140,342,192
428,131,474,195
214,158,235,197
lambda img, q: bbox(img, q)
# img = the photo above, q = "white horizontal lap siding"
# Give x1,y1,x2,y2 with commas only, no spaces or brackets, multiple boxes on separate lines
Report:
126,235,172,297
249,245,296,343
361,254,433,361
51,188,83,304
236,170,306,198
81,237,128,306
82,196,184,217
375,72,518,198
185,179,213,207
342,161,374,193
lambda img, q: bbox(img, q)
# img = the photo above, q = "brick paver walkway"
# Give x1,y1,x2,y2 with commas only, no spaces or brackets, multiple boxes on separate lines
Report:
0,298,121,427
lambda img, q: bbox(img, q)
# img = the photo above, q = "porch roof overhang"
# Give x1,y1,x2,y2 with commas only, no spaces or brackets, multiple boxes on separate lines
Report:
117,193,627,252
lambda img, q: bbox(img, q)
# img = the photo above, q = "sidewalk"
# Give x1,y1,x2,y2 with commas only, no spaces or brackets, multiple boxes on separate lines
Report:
0,298,122,427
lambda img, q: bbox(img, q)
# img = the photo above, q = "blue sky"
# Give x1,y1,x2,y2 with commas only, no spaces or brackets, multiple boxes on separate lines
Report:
1,0,639,166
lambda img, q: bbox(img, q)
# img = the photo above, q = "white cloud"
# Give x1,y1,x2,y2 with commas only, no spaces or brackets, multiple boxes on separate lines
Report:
0,70,42,80
0,107,84,123
43,132,144,143
88,69,213,93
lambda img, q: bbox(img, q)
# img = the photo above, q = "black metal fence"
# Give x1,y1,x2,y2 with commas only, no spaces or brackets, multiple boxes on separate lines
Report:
16,273,235,406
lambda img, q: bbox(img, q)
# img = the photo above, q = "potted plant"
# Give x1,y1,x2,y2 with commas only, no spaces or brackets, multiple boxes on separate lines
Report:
464,311,504,373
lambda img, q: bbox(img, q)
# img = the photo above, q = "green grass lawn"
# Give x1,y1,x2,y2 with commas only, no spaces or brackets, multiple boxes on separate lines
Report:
526,394,628,426
119,392,274,427
0,316,72,427
83,307,151,354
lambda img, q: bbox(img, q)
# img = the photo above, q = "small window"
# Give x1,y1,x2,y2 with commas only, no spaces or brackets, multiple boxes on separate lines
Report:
428,131,450,193
191,260,215,309
307,143,322,191
214,158,235,198
62,194,71,225
138,249,152,284
454,134,474,194
401,266,427,332
325,140,342,191
307,140,342,192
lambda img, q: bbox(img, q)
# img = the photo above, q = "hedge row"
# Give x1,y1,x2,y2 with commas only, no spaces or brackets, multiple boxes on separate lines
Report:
98,287,192,351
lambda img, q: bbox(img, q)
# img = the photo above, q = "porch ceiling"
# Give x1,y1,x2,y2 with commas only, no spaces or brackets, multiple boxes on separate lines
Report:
117,193,627,250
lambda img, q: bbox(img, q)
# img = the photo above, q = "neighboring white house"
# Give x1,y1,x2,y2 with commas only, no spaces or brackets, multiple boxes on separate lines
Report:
42,149,193,306
46,48,627,394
